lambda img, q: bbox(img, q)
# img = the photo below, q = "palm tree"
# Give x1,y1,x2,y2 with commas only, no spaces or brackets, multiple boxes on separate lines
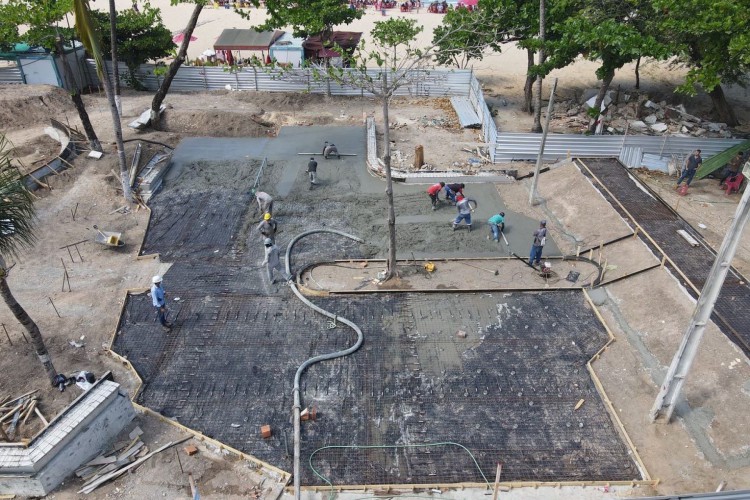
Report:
0,135,57,384
73,0,133,202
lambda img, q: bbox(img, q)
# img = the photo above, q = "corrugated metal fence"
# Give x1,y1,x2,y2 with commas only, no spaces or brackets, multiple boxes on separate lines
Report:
0,65,24,85
494,132,744,164
468,74,497,161
84,60,475,97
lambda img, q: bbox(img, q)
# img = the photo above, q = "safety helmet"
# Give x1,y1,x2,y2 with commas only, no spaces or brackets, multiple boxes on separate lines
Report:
152,275,162,284
264,238,273,246
263,213,272,220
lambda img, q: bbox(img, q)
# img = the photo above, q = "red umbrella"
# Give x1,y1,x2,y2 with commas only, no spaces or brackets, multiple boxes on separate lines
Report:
172,32,197,44
459,0,478,5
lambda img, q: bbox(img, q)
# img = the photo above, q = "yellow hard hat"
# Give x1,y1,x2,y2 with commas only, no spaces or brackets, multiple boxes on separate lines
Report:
264,213,271,220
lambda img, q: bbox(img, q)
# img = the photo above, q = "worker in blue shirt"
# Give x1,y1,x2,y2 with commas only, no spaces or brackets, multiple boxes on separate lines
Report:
151,275,172,331
487,212,505,242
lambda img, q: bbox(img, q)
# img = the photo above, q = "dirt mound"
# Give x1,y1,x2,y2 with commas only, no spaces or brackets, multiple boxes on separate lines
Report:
235,91,331,111
158,109,275,137
0,84,76,130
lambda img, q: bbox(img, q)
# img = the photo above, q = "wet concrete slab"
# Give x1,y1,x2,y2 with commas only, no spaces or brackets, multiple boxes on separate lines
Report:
114,128,641,486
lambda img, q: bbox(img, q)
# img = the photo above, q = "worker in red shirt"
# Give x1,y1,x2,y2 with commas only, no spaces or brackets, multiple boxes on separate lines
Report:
427,182,445,210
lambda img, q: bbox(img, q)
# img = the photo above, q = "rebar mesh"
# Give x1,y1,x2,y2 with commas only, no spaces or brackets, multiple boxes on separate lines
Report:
113,148,641,487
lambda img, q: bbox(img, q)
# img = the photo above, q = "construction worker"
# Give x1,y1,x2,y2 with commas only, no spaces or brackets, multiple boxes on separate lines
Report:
529,220,547,268
253,190,274,214
676,149,702,189
262,238,292,284
427,181,445,210
323,142,340,159
452,194,472,231
307,157,318,186
257,212,278,242
718,151,744,187
487,212,505,241
444,182,465,204
151,275,172,331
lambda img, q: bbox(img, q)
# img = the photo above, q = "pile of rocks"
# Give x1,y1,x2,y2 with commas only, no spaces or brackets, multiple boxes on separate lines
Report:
553,90,735,138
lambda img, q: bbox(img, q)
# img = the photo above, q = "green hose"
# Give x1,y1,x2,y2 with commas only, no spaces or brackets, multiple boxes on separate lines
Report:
309,442,492,500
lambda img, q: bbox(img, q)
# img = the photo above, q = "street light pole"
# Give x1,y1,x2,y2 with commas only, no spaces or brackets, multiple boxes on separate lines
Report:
650,181,750,422
529,77,558,206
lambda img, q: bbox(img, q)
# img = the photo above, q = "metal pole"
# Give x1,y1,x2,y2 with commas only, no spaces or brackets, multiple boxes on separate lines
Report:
528,77,558,206
650,183,750,423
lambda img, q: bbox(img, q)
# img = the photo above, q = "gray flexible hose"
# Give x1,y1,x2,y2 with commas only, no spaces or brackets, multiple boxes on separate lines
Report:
284,229,365,500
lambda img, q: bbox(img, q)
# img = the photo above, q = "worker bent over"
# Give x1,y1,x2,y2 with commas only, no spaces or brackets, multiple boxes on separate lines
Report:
452,195,472,231
487,212,505,242
444,182,465,204
323,141,340,159
252,189,274,214
427,181,445,210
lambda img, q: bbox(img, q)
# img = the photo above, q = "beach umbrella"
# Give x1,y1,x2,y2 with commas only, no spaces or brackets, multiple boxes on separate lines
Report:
459,0,478,5
172,32,197,44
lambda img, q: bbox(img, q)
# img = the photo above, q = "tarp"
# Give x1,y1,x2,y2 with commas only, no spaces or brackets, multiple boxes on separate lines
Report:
695,139,750,179
213,29,283,51
303,31,362,59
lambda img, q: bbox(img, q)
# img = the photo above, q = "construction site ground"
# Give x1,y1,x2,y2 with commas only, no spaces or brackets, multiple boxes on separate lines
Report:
1,75,750,499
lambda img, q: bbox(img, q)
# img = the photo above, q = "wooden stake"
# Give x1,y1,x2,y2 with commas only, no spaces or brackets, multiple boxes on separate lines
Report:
2,323,12,346
492,463,502,500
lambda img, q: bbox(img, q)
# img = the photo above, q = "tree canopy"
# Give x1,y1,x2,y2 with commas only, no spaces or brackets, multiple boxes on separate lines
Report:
250,0,363,38
90,5,173,87
0,0,74,52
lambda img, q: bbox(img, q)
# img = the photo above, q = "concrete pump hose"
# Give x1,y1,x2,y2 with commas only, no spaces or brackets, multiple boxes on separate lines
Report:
284,228,365,500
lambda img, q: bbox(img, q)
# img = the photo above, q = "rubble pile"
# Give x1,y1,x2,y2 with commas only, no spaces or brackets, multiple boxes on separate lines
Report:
552,90,737,138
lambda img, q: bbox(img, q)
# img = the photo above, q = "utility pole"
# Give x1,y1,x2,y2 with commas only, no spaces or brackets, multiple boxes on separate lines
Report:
529,77,558,206
650,182,750,422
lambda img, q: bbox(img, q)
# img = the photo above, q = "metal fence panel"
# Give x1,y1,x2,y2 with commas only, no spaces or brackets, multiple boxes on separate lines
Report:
0,65,24,85
494,132,744,163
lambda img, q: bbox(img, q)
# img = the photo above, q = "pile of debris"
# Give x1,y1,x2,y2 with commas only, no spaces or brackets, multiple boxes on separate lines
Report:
0,390,47,442
76,426,190,494
552,90,736,138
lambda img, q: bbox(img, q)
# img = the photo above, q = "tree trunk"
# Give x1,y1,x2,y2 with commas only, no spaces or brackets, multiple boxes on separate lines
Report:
109,0,121,115
634,55,641,90
588,68,615,133
151,3,203,128
708,84,739,126
531,0,546,132
523,48,534,114
0,260,56,384
97,57,132,201
55,35,102,152
381,76,397,281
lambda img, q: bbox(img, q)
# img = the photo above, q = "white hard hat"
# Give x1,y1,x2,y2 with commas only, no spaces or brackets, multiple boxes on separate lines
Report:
152,275,162,284
264,238,273,246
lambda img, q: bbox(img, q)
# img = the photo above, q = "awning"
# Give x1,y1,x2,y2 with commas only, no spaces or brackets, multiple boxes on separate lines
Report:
213,29,283,51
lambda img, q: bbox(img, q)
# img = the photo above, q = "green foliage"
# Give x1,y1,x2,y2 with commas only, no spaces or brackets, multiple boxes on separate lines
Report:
249,0,363,38
90,5,173,89
0,0,74,52
73,0,107,79
652,0,750,95
0,135,36,259
552,0,668,79
433,8,484,68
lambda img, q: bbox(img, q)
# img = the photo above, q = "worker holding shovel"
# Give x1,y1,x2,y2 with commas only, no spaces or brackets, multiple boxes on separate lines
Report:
487,212,505,242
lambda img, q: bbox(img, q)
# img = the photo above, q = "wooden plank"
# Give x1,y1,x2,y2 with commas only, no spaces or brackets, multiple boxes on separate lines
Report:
83,454,118,468
34,408,48,426
79,437,191,494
